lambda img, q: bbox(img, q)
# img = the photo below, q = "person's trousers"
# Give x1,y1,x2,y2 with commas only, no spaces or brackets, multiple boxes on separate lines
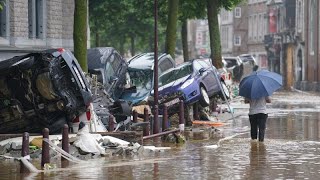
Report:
249,113,268,142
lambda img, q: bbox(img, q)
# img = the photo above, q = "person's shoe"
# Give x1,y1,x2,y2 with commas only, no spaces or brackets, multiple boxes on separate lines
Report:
251,139,258,143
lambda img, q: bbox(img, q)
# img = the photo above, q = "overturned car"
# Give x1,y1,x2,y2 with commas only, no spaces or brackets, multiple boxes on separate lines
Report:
0,49,92,134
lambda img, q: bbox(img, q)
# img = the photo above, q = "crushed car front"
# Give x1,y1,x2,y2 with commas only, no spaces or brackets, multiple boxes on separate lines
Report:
0,49,92,134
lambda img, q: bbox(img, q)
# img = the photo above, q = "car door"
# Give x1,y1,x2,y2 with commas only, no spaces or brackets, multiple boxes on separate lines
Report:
193,59,216,95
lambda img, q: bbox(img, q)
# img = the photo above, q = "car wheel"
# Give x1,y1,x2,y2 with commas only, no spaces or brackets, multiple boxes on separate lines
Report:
199,86,210,107
48,116,68,134
219,81,231,100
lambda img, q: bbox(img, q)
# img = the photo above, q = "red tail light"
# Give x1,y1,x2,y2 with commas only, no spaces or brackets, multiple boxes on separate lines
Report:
221,74,226,80
86,110,91,121
73,117,80,123
57,48,65,53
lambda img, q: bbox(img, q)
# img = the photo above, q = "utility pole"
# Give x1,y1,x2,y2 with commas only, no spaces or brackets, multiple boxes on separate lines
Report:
153,0,159,134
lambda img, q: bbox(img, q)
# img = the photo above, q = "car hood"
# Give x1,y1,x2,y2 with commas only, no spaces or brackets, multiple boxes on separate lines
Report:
156,75,191,97
121,87,151,105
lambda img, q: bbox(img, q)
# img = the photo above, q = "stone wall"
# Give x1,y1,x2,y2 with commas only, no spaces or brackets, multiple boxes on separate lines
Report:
0,0,88,51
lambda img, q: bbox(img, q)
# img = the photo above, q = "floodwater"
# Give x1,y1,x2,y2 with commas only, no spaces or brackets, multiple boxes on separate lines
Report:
2,91,320,179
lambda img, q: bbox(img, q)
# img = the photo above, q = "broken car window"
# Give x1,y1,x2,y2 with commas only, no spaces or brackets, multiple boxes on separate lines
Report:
129,69,153,90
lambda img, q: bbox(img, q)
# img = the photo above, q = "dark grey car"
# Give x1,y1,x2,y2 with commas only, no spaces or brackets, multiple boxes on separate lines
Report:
0,49,92,134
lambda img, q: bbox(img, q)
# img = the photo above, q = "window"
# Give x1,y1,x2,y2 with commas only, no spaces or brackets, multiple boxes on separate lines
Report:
259,14,263,40
234,7,241,18
249,16,252,39
297,1,302,33
159,59,174,74
309,0,316,55
194,60,211,71
0,0,8,38
28,0,44,39
234,36,241,46
253,15,257,40
105,55,116,84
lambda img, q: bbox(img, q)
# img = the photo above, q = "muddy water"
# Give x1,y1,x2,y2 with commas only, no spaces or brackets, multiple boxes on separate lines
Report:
2,91,320,179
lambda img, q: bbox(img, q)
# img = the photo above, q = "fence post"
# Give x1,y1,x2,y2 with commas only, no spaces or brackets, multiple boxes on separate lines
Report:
41,128,50,169
143,107,150,136
179,100,185,132
20,132,29,173
133,110,138,123
108,115,115,132
162,105,168,131
62,124,69,159
193,103,200,120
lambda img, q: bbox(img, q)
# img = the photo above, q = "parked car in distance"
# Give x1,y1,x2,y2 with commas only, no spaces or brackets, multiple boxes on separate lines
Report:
0,49,92,134
222,56,243,82
149,58,230,111
120,53,175,105
239,54,257,66
238,54,259,73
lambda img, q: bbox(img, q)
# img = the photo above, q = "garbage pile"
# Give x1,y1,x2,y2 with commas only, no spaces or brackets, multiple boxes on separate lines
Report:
0,125,170,162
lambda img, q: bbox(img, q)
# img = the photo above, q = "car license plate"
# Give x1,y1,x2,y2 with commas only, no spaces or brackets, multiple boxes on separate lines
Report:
164,98,180,107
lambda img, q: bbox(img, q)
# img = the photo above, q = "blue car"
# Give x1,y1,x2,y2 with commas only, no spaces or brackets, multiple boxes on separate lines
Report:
149,58,230,109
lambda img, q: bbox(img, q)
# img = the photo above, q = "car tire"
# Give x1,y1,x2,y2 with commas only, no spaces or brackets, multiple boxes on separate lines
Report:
219,81,231,101
199,86,210,107
48,116,68,134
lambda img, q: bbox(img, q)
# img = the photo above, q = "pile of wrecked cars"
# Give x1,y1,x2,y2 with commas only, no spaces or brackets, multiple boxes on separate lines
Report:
0,47,230,167
0,48,179,171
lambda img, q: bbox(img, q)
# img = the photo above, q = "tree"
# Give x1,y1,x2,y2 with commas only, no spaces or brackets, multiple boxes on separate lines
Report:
165,0,179,59
179,0,206,62
206,0,243,68
74,0,88,72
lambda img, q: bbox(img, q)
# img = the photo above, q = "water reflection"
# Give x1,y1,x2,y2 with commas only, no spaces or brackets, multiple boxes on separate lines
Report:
268,112,320,141
245,142,267,179
2,93,320,179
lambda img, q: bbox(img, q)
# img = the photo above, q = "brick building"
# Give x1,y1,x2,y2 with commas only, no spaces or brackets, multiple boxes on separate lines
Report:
0,0,89,60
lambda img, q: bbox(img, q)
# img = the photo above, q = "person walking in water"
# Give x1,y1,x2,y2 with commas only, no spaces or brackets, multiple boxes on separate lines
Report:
245,96,271,142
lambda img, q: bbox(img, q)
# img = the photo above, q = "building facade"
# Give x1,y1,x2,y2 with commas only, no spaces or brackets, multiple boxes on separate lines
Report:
247,0,268,69
0,0,89,60
220,1,249,57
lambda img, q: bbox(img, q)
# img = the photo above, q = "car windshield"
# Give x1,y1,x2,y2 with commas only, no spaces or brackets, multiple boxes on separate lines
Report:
224,59,238,68
159,63,193,86
128,69,153,90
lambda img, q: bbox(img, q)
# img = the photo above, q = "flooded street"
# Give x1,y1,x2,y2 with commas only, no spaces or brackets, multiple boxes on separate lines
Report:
2,90,320,179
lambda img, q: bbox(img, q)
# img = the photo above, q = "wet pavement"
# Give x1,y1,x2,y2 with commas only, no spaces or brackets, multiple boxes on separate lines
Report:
1,90,320,179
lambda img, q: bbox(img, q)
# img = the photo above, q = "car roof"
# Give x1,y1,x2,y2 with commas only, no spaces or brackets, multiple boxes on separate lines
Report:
239,54,256,61
128,53,168,70
87,47,116,70
223,56,239,60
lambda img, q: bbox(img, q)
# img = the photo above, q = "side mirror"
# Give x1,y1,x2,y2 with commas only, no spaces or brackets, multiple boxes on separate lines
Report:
199,68,206,75
109,76,119,84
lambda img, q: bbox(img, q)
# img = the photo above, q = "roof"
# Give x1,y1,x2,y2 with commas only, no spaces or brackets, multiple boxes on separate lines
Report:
128,53,167,70
87,47,115,70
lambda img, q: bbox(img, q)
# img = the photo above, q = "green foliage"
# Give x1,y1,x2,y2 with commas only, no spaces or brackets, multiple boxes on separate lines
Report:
179,0,207,21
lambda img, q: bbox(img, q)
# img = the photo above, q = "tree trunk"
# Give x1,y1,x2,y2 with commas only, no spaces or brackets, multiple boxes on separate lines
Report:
74,0,88,72
207,0,222,68
119,38,125,56
165,0,179,59
130,35,135,56
181,20,189,62
94,20,100,47
149,36,153,52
